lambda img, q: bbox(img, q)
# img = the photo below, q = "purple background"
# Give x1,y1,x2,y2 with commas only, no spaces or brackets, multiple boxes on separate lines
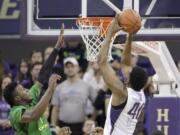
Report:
146,98,180,135
0,0,20,35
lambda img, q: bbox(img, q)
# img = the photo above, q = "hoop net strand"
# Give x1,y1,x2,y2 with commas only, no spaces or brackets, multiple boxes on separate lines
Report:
76,17,113,61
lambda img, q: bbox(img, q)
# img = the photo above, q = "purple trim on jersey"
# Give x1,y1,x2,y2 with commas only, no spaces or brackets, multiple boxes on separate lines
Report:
110,106,123,135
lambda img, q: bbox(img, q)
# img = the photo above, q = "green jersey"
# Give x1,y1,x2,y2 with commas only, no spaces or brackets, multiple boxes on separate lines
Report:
10,84,51,135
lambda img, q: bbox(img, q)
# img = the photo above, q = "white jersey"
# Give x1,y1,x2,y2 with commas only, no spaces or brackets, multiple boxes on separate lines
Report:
104,87,146,135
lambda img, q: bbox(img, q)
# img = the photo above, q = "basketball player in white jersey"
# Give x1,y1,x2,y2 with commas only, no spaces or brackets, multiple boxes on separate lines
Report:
97,14,148,135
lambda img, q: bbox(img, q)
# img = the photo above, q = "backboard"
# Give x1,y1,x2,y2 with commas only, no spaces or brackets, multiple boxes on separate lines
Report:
27,0,180,40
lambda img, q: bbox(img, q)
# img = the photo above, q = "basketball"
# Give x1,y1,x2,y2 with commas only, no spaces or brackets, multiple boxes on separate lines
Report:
119,9,141,34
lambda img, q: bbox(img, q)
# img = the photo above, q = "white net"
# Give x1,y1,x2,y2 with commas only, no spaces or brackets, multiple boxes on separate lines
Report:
77,18,114,61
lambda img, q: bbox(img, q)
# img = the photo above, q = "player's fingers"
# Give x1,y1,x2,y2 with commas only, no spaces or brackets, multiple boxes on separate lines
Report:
115,13,120,21
52,74,61,79
54,74,61,79
60,23,65,35
62,127,71,134
50,74,61,83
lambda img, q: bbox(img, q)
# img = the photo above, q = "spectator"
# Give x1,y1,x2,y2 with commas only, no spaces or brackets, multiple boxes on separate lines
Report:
20,62,43,89
0,75,14,135
83,62,106,91
83,62,106,118
0,52,12,79
30,50,43,65
82,119,96,135
44,106,72,135
58,41,88,74
16,59,31,83
51,57,97,135
94,88,108,127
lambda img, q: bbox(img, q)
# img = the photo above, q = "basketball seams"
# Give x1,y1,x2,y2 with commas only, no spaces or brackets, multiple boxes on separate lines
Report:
119,9,141,33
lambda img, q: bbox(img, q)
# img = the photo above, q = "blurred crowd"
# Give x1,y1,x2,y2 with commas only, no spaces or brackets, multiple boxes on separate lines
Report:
0,40,177,135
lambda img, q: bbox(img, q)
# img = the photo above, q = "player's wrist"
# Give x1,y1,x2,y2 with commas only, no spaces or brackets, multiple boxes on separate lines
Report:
106,29,115,38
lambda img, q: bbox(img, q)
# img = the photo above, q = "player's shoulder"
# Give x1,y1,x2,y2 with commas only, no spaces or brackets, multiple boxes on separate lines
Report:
10,105,26,123
10,105,26,115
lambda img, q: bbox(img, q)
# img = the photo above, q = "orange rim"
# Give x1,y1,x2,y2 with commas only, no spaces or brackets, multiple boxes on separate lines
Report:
76,17,113,37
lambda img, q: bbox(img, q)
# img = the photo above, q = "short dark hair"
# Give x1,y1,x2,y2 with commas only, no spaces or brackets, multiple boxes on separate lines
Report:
3,82,18,107
129,66,148,91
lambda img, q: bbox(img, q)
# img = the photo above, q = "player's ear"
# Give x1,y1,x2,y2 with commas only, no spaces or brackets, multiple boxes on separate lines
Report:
143,77,152,89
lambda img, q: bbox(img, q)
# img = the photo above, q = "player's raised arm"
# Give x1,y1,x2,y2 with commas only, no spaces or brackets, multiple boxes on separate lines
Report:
121,34,133,67
21,74,61,123
97,14,127,105
98,14,121,65
120,34,133,83
36,24,64,88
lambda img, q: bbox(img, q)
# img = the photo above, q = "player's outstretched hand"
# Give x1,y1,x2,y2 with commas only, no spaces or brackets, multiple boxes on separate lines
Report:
58,127,72,135
55,23,65,49
48,74,61,90
90,127,104,135
107,14,123,36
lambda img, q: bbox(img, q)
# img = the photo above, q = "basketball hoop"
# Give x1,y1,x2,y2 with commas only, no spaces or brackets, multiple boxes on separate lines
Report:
76,17,114,61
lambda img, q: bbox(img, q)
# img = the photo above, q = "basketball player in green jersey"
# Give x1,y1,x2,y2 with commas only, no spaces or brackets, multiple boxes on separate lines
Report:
3,25,71,135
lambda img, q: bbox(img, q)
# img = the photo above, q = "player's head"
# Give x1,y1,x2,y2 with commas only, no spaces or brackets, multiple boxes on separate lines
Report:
3,82,32,107
64,57,79,78
129,66,148,91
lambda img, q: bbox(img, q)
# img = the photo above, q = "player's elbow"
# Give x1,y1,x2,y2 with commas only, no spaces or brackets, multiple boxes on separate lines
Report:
30,110,43,121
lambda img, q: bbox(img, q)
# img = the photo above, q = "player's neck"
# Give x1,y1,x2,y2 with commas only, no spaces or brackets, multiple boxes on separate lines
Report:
16,101,27,106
